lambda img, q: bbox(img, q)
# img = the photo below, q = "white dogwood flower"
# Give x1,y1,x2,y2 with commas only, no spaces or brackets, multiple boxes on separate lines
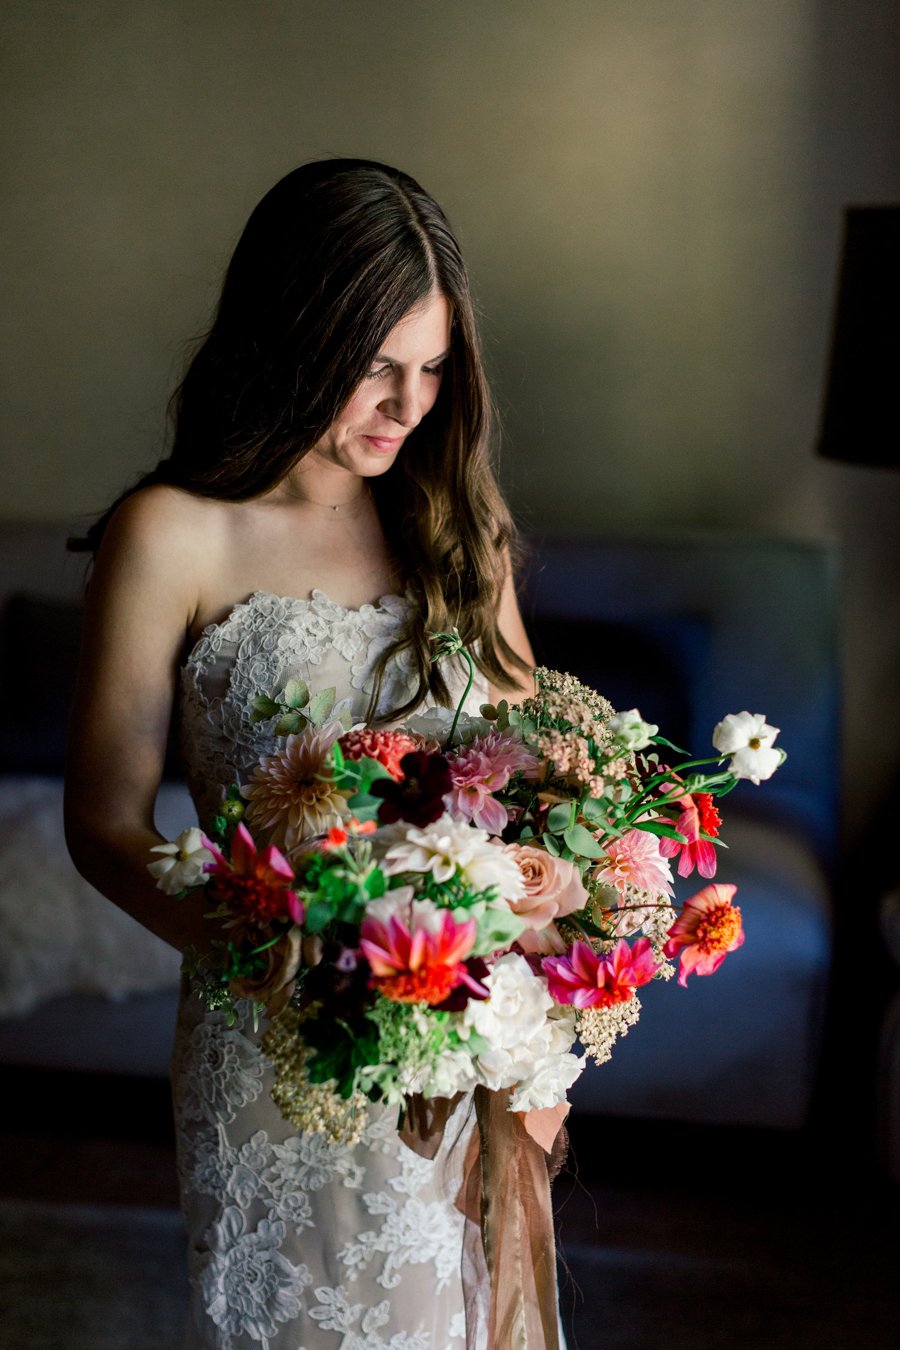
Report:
147,827,214,894
712,711,783,784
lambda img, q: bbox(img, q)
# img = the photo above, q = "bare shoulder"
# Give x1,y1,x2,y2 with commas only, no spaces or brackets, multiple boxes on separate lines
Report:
93,486,229,612
102,484,223,565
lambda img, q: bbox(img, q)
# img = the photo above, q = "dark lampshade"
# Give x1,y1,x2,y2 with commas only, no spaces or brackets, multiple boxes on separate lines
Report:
817,205,900,468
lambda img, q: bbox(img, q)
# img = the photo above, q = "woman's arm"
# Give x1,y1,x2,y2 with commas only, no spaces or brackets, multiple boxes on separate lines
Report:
64,486,217,953
489,561,536,707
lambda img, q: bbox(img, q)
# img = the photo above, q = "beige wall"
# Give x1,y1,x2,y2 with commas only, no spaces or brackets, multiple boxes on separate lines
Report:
2,0,898,844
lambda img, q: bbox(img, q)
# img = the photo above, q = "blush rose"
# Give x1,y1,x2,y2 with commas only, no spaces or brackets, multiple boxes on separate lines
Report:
505,844,588,931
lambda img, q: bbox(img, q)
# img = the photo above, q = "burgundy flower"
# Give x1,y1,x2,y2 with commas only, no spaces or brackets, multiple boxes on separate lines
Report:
372,750,452,826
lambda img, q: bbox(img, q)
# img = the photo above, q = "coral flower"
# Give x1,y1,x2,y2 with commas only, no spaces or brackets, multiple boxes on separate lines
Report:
658,792,722,879
360,905,478,1005
593,829,674,898
240,725,349,852
543,938,659,1009
338,728,422,781
203,823,302,926
663,883,744,987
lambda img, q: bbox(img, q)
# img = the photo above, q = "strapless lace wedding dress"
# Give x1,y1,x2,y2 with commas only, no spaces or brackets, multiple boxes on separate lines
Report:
172,590,487,1350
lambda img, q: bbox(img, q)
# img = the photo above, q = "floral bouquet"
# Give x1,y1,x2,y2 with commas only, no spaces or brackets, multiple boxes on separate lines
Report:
149,633,785,1147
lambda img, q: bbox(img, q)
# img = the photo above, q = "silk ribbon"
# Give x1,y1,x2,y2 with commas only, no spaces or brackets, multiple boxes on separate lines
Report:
400,1087,569,1349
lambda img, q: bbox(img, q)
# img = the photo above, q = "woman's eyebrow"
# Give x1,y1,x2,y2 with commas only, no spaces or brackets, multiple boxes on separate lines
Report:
371,347,451,366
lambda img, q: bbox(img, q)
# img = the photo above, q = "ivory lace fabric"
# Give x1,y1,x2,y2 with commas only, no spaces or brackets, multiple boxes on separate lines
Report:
174,589,487,1350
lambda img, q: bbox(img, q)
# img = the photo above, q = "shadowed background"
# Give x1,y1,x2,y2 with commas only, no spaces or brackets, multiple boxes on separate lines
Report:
2,6,899,1345
2,0,899,846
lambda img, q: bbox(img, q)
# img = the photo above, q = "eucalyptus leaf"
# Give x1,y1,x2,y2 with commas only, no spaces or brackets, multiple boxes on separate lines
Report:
282,678,310,709
472,905,525,957
250,695,280,724
542,832,561,857
547,803,572,832
274,711,306,736
563,822,604,858
308,687,336,725
581,797,607,824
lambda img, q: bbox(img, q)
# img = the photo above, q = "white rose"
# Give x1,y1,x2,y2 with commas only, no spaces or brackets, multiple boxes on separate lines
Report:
509,1050,584,1112
608,708,659,752
464,952,553,1050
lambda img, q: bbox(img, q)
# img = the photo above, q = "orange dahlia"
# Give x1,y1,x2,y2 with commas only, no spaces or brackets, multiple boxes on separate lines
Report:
663,883,744,987
338,728,422,780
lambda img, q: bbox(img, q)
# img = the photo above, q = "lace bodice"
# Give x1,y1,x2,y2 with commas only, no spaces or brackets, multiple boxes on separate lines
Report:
179,588,484,828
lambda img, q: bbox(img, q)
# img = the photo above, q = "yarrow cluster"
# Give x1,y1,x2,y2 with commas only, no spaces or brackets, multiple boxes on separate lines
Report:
151,651,784,1140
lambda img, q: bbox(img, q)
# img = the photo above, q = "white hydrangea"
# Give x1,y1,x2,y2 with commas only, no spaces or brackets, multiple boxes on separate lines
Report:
402,707,495,745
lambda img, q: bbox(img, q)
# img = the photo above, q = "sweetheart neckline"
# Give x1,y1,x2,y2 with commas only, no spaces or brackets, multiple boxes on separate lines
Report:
184,587,410,667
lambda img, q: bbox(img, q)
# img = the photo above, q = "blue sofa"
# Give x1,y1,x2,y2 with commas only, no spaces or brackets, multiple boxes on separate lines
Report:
0,523,837,1130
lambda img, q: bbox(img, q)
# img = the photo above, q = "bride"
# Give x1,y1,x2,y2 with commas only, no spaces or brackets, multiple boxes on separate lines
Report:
65,159,537,1348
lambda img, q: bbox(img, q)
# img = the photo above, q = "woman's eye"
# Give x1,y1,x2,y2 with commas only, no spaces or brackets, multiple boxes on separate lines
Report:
365,365,391,381
423,361,446,378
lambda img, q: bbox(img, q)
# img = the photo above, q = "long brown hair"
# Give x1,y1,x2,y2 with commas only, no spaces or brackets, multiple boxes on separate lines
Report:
70,158,529,717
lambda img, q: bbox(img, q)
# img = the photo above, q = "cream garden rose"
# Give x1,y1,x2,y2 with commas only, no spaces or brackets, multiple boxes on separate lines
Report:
504,843,588,930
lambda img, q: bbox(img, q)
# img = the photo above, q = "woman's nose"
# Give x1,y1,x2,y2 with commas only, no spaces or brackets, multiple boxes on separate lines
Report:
381,374,423,428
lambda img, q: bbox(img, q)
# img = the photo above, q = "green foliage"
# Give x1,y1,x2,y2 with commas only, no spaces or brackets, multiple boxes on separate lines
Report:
308,688,336,725
546,802,573,832
471,903,525,956
282,679,310,709
563,822,604,858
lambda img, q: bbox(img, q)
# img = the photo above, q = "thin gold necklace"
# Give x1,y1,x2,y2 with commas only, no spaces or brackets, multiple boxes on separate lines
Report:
287,487,371,513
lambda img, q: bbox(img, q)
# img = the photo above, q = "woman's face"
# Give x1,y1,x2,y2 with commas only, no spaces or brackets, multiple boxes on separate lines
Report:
307,290,453,482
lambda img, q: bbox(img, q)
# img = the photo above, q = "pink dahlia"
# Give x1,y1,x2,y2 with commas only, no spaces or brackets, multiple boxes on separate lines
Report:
240,725,349,852
338,728,422,781
204,823,302,926
658,792,721,879
594,828,675,898
542,938,659,1009
444,732,540,834
360,906,478,1005
663,883,744,987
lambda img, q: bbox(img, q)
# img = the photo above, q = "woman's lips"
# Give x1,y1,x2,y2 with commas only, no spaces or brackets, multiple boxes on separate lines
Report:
362,434,404,453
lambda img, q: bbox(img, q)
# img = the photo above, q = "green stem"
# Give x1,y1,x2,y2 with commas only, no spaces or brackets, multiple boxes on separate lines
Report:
446,647,475,749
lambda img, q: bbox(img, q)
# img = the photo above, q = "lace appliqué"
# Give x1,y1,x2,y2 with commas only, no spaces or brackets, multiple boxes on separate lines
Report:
179,590,418,828
198,1206,313,1348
